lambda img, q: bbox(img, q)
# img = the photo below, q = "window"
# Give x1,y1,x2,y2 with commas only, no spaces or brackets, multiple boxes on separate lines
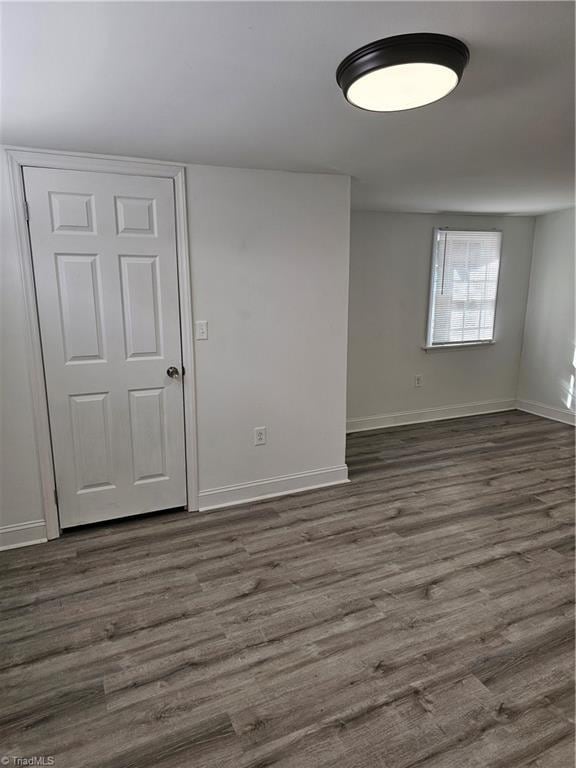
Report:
426,229,502,347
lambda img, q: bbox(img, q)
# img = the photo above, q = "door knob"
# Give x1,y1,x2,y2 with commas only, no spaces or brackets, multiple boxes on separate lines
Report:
166,366,180,378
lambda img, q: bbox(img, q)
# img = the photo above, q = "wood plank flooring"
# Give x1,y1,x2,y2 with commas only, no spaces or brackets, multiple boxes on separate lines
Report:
0,410,574,768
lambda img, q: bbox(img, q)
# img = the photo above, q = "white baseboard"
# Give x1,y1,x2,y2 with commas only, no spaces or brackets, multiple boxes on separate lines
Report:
516,399,576,426
346,399,517,433
199,465,349,511
0,520,48,551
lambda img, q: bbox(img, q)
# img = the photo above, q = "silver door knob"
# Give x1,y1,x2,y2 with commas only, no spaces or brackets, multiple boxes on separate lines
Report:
166,366,180,378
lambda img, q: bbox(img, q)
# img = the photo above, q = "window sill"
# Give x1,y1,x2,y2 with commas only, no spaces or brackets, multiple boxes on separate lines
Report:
422,341,495,351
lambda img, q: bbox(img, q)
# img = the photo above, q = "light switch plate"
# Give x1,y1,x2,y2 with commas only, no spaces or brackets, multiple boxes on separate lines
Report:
254,427,267,446
195,320,208,340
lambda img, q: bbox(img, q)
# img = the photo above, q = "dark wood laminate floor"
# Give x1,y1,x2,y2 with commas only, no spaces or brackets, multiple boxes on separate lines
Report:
1,410,574,768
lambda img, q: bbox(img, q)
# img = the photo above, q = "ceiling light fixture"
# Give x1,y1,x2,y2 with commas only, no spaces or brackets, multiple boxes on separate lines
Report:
336,33,470,112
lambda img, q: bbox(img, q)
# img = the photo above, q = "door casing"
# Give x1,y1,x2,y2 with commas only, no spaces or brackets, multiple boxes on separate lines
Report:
5,146,199,539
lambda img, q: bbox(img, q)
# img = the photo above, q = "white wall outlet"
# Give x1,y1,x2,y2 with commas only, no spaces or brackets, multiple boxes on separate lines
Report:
254,426,267,446
195,320,208,340
414,374,423,388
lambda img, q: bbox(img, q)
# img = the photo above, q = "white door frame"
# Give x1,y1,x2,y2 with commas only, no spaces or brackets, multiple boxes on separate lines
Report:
5,146,199,539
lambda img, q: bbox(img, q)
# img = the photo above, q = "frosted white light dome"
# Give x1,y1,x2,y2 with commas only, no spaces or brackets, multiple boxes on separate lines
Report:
336,34,470,113
346,62,459,112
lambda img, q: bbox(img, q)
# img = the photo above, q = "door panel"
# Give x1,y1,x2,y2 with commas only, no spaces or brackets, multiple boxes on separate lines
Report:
129,388,168,483
69,392,114,492
56,254,105,363
115,196,157,236
119,255,162,358
49,192,96,233
24,167,187,527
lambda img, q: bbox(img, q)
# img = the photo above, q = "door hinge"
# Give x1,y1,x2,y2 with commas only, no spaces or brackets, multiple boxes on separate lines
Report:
23,200,30,222
182,365,186,377
53,487,59,507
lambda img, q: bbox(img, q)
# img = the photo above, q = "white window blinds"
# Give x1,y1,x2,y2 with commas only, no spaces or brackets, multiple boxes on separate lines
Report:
426,229,502,347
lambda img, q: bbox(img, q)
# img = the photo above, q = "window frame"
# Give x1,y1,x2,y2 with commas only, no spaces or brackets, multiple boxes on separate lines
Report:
424,227,503,350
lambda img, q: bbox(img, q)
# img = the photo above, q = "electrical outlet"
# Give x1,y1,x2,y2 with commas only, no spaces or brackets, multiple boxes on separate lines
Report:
195,321,208,340
414,374,423,388
254,427,267,446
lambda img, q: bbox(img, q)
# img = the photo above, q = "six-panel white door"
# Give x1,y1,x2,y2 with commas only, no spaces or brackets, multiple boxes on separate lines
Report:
24,167,187,527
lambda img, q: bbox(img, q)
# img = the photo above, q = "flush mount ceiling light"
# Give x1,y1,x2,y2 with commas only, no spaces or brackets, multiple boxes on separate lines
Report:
336,33,470,112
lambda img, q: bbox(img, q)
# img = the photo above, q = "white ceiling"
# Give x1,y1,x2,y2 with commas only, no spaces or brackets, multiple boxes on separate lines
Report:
2,1,574,213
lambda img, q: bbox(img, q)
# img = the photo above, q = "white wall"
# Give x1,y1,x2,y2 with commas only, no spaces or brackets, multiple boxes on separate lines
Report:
186,166,350,508
0,154,350,546
347,212,535,431
517,208,575,424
